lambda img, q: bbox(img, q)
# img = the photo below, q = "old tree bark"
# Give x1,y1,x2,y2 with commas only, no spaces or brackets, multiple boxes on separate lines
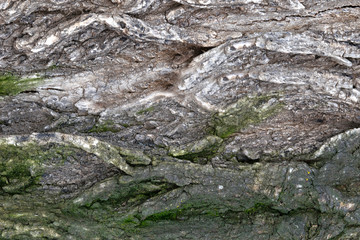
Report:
1,0,360,239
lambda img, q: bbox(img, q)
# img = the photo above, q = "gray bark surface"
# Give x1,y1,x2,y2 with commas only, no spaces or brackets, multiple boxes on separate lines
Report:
1,0,360,239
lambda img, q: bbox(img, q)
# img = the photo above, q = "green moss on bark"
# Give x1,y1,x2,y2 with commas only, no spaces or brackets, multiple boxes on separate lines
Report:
211,94,284,138
169,135,223,162
245,202,274,215
87,120,122,133
136,106,155,115
0,73,44,96
0,143,81,194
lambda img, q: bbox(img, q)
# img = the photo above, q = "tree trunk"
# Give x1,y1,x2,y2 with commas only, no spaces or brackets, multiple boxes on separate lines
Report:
1,0,360,239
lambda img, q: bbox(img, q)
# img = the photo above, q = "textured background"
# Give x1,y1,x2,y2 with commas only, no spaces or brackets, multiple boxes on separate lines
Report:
1,0,360,239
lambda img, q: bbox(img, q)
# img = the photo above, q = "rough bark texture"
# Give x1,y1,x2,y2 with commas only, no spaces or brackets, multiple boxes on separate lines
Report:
1,0,360,239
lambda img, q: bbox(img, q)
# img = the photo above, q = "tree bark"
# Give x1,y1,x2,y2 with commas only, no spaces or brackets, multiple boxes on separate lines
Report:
1,0,360,239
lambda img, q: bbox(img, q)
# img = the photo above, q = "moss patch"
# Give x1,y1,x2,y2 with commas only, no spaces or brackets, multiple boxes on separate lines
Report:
67,180,177,219
0,144,80,194
143,209,179,222
119,216,140,231
87,120,121,133
117,147,152,165
136,106,155,115
211,94,284,138
169,135,223,162
245,202,274,215
0,73,44,96
134,199,227,231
